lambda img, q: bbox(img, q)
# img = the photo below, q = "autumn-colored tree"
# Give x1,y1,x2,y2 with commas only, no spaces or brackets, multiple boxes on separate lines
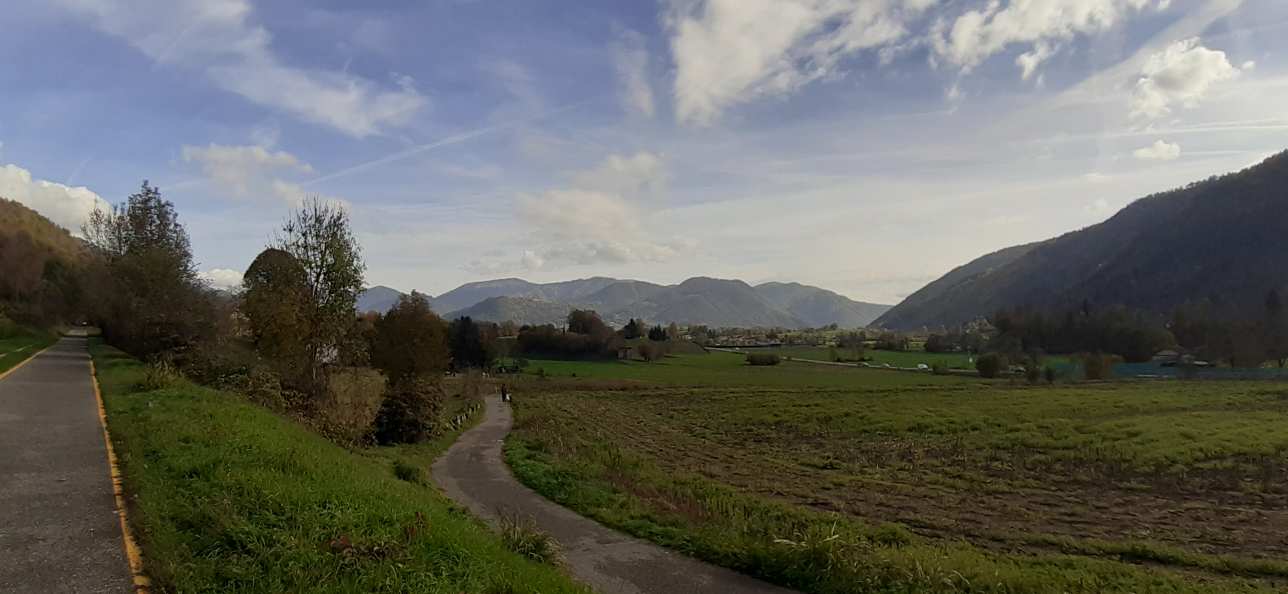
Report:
82,181,214,357
275,198,365,389
242,248,310,379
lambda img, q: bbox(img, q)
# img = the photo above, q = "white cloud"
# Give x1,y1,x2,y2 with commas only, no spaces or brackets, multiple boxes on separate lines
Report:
1086,197,1115,217
200,268,243,290
1130,38,1238,119
0,163,110,233
666,0,932,124
484,152,690,269
54,0,426,137
182,143,349,209
612,29,656,117
182,143,311,197
1016,42,1055,81
270,180,350,211
1132,139,1181,160
934,0,1163,78
570,151,667,196
520,249,545,271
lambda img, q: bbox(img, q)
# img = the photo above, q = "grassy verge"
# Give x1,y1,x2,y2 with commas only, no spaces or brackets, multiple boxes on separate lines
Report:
91,341,588,594
0,330,57,376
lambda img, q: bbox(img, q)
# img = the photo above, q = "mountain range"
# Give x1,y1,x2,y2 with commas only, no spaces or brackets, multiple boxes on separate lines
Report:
875,150,1288,330
359,277,891,329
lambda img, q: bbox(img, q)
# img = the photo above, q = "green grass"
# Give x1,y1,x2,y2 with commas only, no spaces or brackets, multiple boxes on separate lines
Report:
756,346,1073,370
522,350,974,388
0,331,56,376
504,359,1288,593
91,341,588,594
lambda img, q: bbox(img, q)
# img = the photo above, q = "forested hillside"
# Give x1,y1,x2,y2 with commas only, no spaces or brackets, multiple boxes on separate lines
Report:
877,151,1288,330
0,198,88,325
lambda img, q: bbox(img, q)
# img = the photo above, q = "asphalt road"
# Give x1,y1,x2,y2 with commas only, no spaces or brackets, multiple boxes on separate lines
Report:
0,337,132,593
432,394,798,594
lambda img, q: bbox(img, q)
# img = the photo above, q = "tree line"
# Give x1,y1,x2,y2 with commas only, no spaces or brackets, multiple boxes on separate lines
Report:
27,181,691,446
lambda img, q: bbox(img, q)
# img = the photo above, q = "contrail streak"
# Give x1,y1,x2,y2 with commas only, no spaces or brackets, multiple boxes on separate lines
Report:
302,99,595,187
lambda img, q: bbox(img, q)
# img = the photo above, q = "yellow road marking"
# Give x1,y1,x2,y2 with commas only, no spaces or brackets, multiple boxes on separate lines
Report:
0,344,52,383
90,359,151,592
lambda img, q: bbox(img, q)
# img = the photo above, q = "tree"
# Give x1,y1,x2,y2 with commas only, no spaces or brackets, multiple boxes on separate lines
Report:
449,316,496,369
924,333,952,353
666,322,681,341
647,324,667,341
838,331,866,360
975,352,1007,378
82,181,214,357
567,309,610,336
622,318,643,340
372,292,449,381
275,198,365,390
242,248,310,378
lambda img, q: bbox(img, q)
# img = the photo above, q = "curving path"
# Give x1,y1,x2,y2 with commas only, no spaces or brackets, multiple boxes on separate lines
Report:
432,395,797,594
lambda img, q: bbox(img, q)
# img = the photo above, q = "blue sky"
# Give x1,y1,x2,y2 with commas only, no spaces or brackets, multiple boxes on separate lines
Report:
2,0,1286,304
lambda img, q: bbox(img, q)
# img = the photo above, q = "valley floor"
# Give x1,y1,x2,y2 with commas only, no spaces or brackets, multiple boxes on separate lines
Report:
505,351,1288,593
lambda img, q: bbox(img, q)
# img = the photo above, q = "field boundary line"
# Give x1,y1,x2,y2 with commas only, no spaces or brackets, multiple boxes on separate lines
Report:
90,358,151,593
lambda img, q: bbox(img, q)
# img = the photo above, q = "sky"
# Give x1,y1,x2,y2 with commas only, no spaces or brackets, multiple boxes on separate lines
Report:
2,0,1286,305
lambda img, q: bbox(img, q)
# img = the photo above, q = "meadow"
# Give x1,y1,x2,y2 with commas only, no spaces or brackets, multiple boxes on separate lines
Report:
521,350,970,388
91,342,588,594
506,350,1288,593
757,345,977,369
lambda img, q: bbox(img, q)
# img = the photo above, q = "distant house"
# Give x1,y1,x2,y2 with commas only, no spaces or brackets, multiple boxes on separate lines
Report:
617,346,635,360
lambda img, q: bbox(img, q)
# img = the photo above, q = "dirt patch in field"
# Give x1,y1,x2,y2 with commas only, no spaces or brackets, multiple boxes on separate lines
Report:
518,384,1288,568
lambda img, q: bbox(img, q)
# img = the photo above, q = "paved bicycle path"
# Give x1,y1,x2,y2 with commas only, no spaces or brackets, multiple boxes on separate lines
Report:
432,394,796,594
0,337,132,593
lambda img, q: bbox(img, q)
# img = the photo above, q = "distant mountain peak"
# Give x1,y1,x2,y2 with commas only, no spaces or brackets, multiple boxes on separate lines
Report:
426,275,889,328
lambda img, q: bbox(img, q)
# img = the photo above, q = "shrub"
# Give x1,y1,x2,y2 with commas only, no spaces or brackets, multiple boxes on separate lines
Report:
0,314,19,338
746,353,781,366
975,352,1007,378
373,377,445,445
140,359,182,391
1081,352,1118,381
638,341,666,362
498,511,563,567
1025,363,1043,384
316,367,386,444
392,460,423,484
1044,366,1057,384
931,362,950,375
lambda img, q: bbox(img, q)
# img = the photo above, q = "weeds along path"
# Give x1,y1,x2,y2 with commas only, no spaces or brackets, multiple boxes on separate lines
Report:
432,394,797,594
